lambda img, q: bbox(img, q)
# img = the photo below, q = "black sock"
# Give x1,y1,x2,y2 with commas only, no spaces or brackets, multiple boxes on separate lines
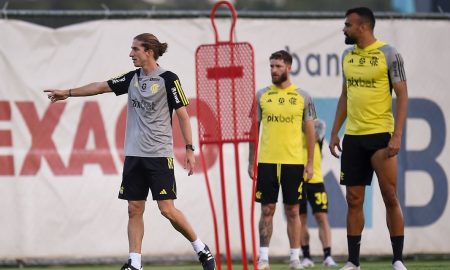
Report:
347,235,361,266
391,235,404,264
323,247,331,260
301,245,311,259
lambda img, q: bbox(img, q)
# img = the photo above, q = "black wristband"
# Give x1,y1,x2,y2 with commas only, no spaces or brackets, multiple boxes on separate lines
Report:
69,89,72,97
186,144,195,151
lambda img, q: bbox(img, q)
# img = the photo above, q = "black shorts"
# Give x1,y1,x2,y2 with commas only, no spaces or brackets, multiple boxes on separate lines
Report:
118,156,177,201
341,132,391,186
255,163,304,205
299,182,328,214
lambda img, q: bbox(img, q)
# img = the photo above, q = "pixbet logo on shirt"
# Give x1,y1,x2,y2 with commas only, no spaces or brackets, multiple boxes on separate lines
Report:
266,114,294,123
346,77,376,88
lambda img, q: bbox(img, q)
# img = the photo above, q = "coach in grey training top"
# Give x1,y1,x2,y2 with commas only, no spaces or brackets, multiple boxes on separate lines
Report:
108,67,188,157
44,33,217,270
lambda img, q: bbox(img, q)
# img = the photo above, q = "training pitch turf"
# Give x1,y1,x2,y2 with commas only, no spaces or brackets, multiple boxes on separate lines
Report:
4,260,450,270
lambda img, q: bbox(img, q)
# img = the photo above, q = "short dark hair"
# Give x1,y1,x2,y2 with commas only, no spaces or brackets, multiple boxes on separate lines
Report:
346,7,376,30
270,50,292,65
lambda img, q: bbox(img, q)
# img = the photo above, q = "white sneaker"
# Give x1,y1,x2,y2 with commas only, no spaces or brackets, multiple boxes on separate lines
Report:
323,256,338,267
289,259,304,269
393,260,407,270
258,260,270,270
339,261,360,270
301,257,315,267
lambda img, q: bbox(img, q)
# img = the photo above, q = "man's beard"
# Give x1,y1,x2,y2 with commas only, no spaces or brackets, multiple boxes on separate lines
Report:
345,35,356,45
272,71,288,85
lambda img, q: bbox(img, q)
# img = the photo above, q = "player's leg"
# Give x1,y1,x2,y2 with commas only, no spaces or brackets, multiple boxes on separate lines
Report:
315,212,331,258
156,200,215,269
149,157,215,270
259,203,276,246
338,186,365,270
366,133,405,269
157,199,196,240
258,203,276,269
340,135,373,269
285,203,301,248
299,213,310,255
314,212,337,267
371,148,406,268
299,185,314,268
316,213,331,248
119,200,146,270
300,213,314,268
127,200,146,252
281,164,304,269
255,163,280,269
119,157,151,270
341,134,367,237
149,157,197,240
345,186,365,261
371,150,404,235
308,183,337,267
285,203,303,269
299,182,309,249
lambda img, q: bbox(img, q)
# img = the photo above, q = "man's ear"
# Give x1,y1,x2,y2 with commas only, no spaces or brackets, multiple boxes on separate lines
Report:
359,22,370,32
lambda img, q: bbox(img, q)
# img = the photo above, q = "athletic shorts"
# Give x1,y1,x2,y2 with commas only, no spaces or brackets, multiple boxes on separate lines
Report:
299,182,328,214
340,132,391,186
255,163,304,205
118,156,177,201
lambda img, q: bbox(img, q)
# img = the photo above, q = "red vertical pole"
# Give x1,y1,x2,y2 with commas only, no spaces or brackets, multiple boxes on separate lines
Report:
218,145,233,270
250,47,259,270
233,143,249,270
203,3,257,269
251,144,259,270
230,40,249,269
212,24,232,267
199,148,222,270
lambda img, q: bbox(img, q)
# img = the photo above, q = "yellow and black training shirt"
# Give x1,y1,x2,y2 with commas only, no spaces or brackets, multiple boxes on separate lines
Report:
342,40,406,135
302,119,326,184
256,84,316,164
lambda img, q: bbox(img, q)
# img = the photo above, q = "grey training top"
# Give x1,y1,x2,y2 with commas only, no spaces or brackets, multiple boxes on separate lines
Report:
107,67,189,157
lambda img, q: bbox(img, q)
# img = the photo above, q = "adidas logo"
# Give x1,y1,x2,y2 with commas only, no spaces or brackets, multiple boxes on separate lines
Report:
159,189,167,195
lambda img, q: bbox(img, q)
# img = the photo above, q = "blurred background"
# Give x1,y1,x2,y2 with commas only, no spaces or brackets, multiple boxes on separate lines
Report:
1,0,450,27
1,0,449,268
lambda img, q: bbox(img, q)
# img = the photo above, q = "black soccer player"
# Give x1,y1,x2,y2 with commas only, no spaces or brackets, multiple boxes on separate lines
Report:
329,7,408,270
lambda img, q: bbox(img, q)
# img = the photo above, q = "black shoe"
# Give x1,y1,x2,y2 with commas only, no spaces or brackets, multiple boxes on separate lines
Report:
198,245,216,270
120,259,142,270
